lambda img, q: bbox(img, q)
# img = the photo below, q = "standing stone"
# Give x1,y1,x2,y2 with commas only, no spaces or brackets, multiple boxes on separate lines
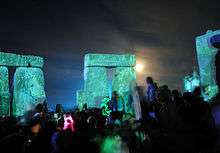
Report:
196,30,220,100
77,54,136,110
112,67,136,112
112,67,136,95
76,90,86,109
13,67,46,116
84,67,109,108
0,66,10,116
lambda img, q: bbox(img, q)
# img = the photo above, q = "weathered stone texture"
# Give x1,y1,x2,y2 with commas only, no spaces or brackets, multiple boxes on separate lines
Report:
0,52,43,68
85,54,136,67
77,54,136,110
112,67,136,112
112,67,136,94
13,67,46,116
195,30,220,100
76,90,86,109
0,66,10,116
84,67,109,107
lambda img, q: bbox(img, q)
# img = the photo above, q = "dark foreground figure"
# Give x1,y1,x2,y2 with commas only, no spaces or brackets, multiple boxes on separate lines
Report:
0,86,219,153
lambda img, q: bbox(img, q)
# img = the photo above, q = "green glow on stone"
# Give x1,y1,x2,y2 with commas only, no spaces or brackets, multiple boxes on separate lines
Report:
0,66,10,116
183,70,200,92
13,67,46,116
77,54,136,112
0,52,44,67
0,52,46,116
84,66,109,108
100,97,111,116
85,54,136,67
194,30,220,101
76,90,86,109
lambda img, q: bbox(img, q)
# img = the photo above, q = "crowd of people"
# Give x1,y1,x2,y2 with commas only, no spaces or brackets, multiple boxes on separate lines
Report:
0,76,219,153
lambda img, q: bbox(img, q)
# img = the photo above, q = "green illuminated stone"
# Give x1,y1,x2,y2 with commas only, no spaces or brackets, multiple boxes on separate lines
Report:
0,52,45,116
84,67,109,108
76,90,86,109
183,70,200,92
0,52,43,67
13,67,46,116
0,66,10,116
85,54,136,67
195,30,220,100
77,54,136,110
112,67,136,112
100,97,111,116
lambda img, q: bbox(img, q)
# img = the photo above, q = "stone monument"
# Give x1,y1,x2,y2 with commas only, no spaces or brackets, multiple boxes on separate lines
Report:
184,30,220,101
0,52,46,116
77,54,136,111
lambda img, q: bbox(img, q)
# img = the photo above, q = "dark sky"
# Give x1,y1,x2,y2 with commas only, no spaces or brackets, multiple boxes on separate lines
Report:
1,0,220,109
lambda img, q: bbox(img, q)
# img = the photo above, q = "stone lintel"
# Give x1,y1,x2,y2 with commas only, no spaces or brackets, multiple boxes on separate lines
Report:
196,30,220,55
0,52,44,68
84,54,136,67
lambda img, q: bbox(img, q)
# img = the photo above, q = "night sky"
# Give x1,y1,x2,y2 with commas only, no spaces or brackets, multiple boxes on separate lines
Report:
1,0,220,109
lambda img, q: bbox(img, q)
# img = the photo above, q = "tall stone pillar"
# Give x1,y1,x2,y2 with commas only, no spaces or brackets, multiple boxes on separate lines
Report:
0,66,10,116
84,67,109,108
112,67,136,112
196,30,220,100
13,67,46,116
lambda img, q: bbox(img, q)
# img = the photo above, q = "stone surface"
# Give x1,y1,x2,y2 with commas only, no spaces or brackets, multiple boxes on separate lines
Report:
77,54,136,111
0,52,43,68
112,67,136,113
84,67,109,108
13,67,46,116
85,54,136,67
195,30,220,100
0,66,10,116
76,90,86,109
112,67,136,95
183,70,200,92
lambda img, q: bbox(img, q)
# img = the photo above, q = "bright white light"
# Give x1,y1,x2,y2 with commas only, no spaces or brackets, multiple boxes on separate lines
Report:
135,63,144,72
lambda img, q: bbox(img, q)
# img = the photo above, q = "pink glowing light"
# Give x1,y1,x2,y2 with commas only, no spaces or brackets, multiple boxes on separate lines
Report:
63,115,75,132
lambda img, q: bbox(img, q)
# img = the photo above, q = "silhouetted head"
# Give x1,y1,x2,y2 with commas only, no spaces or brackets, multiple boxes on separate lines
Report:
193,86,202,97
83,103,88,110
172,89,180,97
183,92,194,104
158,86,170,103
56,104,63,113
162,85,169,90
146,76,153,84
35,103,44,116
